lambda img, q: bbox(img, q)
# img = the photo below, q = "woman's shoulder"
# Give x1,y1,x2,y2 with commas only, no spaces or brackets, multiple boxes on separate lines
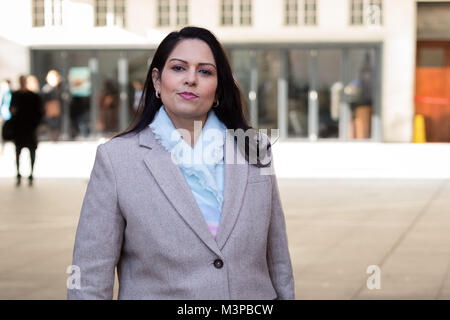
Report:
100,131,140,155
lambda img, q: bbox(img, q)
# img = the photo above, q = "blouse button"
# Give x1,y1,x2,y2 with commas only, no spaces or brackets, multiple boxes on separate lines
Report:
213,259,224,269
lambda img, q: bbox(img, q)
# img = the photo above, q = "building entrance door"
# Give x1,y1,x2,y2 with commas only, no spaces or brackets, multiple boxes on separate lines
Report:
415,41,450,142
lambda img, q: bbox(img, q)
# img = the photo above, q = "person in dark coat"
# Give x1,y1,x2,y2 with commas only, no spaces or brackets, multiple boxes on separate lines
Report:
42,70,63,142
9,75,44,186
98,79,119,133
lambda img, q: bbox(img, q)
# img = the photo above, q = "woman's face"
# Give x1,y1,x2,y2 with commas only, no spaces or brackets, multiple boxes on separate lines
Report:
152,39,218,125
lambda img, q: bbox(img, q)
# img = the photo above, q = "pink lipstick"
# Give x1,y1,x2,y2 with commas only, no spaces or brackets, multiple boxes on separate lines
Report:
178,92,198,100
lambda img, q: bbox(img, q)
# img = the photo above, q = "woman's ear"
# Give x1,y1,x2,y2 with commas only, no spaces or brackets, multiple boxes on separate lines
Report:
215,89,220,102
151,68,161,92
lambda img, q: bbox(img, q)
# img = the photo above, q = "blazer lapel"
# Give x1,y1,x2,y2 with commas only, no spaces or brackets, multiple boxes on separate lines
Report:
138,127,222,257
215,130,248,250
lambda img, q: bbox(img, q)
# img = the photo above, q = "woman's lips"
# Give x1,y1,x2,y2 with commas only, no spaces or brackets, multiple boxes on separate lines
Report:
178,92,198,100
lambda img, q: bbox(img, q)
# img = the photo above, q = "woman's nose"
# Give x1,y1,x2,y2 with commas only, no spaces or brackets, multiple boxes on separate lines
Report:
184,68,197,86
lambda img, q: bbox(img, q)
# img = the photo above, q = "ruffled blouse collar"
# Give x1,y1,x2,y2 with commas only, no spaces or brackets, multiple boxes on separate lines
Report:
149,105,227,206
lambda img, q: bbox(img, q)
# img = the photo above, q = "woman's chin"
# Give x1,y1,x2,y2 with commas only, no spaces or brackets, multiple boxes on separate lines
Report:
168,104,211,119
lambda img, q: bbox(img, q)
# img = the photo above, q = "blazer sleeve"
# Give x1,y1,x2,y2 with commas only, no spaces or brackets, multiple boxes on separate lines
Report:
267,167,295,300
67,144,125,300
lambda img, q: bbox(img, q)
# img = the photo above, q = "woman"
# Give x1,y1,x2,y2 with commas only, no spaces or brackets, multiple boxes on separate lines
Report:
97,79,119,133
42,70,63,142
68,26,294,300
10,75,43,186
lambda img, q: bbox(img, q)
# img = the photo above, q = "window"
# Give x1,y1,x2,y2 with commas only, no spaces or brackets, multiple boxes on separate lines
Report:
221,0,233,26
114,0,126,27
157,0,189,27
176,0,189,26
32,0,63,27
350,0,382,26
303,0,316,25
95,0,126,27
220,0,252,26
95,0,107,26
284,0,298,25
32,0,45,27
240,0,252,26
350,0,364,25
284,0,317,26
157,0,170,26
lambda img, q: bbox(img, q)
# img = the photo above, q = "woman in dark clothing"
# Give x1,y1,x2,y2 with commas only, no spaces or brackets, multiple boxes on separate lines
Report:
9,75,44,186
98,79,119,133
42,70,63,142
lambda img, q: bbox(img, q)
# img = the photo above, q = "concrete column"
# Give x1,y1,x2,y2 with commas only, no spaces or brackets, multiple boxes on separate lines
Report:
250,50,258,128
308,50,319,141
60,51,70,140
278,50,288,139
88,57,99,137
381,0,416,142
118,56,129,132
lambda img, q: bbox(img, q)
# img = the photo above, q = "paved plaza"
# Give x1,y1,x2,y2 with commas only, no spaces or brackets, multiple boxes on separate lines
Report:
1,176,449,299
0,141,450,299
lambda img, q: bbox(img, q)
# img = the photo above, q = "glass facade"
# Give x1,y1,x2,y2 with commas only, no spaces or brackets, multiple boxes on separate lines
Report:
31,49,153,140
228,49,253,122
256,50,280,130
316,49,341,138
287,50,309,137
31,44,380,141
346,48,377,139
228,45,381,141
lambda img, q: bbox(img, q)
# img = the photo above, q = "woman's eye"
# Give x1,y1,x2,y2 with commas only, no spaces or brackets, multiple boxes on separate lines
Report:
172,65,184,71
199,69,212,75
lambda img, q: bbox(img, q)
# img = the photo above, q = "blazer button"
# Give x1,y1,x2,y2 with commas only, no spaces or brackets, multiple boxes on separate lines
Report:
213,259,224,269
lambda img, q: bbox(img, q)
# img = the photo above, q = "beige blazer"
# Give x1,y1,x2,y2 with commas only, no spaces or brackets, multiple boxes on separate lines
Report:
67,126,295,300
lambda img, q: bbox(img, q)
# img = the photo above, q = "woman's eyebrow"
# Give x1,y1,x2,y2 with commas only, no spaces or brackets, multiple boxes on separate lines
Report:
169,58,216,69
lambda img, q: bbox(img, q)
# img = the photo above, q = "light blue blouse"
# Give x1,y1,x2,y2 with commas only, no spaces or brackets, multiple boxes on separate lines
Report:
149,105,227,239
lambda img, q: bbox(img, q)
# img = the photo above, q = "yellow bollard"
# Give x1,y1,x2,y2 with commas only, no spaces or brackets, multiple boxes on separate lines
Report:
413,114,426,143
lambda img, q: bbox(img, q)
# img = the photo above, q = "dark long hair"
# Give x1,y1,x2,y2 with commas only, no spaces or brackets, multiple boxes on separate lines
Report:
117,26,270,167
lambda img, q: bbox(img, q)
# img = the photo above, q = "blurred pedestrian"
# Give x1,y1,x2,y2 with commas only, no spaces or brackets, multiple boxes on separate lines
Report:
68,67,91,139
98,79,119,133
26,75,40,93
69,96,90,139
9,75,44,186
0,79,12,155
0,79,12,120
132,79,144,113
42,70,63,142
